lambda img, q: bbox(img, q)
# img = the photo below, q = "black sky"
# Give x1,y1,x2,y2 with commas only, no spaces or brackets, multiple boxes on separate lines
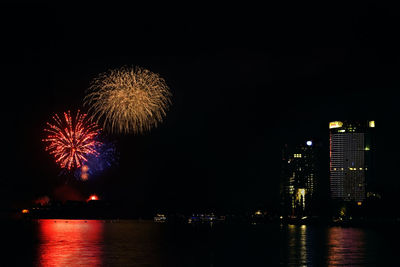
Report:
2,2,400,212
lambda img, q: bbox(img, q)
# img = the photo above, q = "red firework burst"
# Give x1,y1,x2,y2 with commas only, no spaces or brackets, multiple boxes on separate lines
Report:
43,110,102,170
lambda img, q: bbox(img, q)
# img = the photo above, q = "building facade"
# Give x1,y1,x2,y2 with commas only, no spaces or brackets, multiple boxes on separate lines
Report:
281,140,319,217
329,120,375,203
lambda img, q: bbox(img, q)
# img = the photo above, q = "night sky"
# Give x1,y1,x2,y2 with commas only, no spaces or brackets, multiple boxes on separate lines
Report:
2,2,399,213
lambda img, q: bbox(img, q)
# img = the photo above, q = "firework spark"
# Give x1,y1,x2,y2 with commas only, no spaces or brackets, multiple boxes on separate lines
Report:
43,110,102,170
74,140,118,180
84,66,172,134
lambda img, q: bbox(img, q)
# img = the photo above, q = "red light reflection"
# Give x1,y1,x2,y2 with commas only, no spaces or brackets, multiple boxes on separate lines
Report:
327,227,365,266
36,219,104,266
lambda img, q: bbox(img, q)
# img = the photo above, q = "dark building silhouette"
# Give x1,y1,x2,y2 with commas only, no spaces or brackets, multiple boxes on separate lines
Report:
281,140,321,217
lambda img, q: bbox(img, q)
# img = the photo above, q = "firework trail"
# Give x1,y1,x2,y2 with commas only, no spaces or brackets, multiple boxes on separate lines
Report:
42,110,102,170
84,66,172,134
74,140,118,180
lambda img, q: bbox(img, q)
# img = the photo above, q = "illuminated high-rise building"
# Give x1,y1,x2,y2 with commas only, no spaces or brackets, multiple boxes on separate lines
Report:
329,120,376,203
281,140,319,217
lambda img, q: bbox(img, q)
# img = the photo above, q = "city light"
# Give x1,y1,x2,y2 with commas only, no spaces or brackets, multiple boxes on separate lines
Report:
306,140,312,146
154,214,167,222
296,188,306,209
369,121,375,128
329,121,343,129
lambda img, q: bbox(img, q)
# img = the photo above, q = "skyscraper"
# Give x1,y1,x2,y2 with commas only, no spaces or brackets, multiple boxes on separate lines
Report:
281,140,319,217
329,120,375,203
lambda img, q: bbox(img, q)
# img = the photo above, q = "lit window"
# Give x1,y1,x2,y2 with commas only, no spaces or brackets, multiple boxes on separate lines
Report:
369,121,375,128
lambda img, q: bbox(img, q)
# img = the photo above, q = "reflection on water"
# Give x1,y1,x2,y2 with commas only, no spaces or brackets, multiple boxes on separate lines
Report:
34,219,164,267
24,220,393,266
36,219,103,266
283,224,369,267
327,227,365,267
285,224,310,267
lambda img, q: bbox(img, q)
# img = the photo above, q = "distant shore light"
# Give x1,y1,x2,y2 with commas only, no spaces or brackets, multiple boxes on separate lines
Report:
88,195,99,201
369,121,375,128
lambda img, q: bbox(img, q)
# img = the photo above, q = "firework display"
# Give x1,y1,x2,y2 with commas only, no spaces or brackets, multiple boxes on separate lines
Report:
74,140,118,180
43,110,102,170
84,66,172,134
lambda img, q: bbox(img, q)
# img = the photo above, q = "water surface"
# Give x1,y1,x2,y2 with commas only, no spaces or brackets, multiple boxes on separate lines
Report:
3,219,399,266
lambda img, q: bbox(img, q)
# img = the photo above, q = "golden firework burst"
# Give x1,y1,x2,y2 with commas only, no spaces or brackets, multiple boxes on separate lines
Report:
84,66,172,134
